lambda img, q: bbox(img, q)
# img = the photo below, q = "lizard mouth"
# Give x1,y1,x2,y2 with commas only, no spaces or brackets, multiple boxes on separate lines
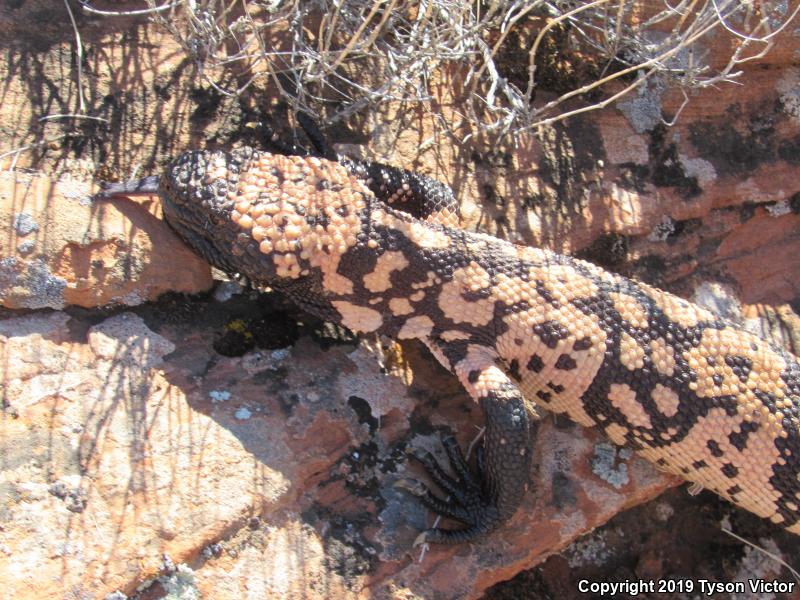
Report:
97,169,242,276
159,151,245,276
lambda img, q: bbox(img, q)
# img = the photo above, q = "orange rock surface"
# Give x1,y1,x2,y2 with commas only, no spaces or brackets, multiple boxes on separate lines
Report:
0,308,675,599
0,172,212,309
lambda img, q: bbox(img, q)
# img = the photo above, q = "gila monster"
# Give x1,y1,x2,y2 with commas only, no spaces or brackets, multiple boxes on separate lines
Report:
101,142,800,545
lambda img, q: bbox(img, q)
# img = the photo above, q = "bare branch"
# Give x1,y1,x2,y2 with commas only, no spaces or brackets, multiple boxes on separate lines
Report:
80,1,180,16
111,0,800,140
39,114,110,123
63,0,86,113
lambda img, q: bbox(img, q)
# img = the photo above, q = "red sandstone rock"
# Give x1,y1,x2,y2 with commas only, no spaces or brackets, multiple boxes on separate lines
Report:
0,171,212,309
0,308,676,599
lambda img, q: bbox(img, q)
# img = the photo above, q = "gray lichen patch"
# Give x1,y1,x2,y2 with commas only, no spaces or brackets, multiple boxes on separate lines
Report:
765,199,792,217
617,78,665,134
679,155,717,185
0,257,66,309
566,530,610,568
13,212,39,236
145,562,200,600
647,215,676,242
591,442,632,489
16,239,35,255
163,566,201,600
777,67,800,124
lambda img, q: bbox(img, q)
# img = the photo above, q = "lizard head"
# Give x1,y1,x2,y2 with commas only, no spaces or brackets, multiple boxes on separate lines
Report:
159,147,372,286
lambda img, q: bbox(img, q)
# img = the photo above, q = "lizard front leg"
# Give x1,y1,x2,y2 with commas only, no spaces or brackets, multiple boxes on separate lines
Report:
403,346,537,544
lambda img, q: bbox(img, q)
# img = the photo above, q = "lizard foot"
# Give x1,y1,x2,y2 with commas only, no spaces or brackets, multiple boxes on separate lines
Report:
398,435,503,545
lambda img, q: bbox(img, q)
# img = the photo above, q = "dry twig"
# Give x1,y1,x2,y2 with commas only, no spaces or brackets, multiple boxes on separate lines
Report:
85,0,799,139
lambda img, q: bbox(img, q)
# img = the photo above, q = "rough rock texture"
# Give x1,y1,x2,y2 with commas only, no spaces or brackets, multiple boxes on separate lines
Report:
0,171,212,309
1,1,800,598
0,299,675,599
2,2,799,309
485,481,800,600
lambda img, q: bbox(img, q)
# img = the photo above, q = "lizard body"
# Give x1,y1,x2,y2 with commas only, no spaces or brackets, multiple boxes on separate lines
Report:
110,145,800,544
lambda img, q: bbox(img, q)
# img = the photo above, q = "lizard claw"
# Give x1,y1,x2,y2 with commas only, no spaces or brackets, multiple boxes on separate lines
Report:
400,435,503,545
393,477,429,496
412,531,429,547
